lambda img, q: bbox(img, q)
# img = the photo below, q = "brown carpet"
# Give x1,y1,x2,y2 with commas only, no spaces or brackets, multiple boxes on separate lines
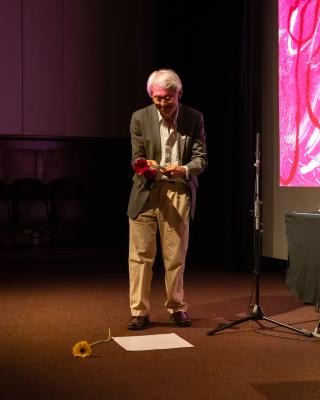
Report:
1,261,320,400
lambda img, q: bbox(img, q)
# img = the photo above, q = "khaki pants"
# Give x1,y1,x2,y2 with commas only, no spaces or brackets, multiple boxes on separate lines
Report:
129,181,190,316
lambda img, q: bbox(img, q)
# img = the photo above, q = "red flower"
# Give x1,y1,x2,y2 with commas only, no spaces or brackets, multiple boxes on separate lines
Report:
133,158,148,173
133,158,157,179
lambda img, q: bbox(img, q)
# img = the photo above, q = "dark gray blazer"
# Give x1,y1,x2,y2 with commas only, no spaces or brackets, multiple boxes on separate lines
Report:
127,103,208,220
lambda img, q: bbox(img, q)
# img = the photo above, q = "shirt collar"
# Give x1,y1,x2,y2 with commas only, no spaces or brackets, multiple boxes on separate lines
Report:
157,106,179,125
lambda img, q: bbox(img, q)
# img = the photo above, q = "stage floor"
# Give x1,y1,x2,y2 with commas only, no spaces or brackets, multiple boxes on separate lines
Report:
1,261,319,400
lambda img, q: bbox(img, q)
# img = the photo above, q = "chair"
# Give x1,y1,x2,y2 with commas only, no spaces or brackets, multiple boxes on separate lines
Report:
49,177,88,247
0,181,14,247
11,178,51,246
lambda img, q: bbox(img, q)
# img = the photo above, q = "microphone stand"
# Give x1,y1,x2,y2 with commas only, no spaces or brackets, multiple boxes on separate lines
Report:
207,132,313,337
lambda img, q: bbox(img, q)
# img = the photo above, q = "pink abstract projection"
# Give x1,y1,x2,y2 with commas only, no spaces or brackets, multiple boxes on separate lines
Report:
279,0,320,186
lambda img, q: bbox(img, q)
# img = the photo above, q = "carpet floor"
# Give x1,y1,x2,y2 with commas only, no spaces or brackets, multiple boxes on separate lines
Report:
1,260,320,400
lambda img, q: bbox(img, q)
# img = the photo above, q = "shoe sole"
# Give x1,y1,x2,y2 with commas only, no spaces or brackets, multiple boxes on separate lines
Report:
170,317,192,327
127,324,147,330
127,318,150,330
173,322,192,327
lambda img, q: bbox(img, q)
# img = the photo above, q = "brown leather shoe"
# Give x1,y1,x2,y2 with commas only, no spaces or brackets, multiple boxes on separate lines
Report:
170,311,192,327
127,316,150,330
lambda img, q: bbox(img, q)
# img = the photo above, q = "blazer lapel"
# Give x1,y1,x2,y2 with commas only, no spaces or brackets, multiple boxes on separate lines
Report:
149,105,162,162
177,105,187,162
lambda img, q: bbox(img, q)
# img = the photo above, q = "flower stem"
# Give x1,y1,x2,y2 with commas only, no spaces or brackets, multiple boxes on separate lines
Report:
89,328,112,347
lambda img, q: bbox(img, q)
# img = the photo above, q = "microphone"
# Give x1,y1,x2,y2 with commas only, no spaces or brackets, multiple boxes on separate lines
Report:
254,132,261,231
255,132,260,168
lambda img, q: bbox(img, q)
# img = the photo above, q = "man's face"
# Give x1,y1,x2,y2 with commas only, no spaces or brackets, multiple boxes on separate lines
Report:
151,85,179,121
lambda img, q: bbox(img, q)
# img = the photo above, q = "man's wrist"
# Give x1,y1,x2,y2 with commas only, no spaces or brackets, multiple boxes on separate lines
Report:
182,165,189,179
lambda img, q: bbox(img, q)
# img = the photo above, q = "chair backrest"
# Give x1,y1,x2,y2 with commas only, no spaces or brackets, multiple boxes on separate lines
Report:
0,180,12,220
11,178,50,221
49,177,86,200
12,178,48,201
49,177,87,220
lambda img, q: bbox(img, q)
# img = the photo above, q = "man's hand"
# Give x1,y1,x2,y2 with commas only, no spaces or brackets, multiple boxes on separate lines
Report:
147,160,158,167
162,165,186,178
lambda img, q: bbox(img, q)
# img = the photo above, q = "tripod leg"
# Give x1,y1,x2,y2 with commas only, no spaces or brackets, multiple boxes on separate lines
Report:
262,316,313,337
207,134,314,339
207,315,255,335
207,313,313,337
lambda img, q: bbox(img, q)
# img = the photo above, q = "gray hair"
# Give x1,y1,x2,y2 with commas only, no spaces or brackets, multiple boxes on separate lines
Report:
146,69,183,97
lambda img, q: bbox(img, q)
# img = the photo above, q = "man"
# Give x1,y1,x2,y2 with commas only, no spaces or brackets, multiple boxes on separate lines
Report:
127,68,208,329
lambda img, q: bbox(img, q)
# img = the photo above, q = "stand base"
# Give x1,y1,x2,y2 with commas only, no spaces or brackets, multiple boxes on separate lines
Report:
207,304,313,337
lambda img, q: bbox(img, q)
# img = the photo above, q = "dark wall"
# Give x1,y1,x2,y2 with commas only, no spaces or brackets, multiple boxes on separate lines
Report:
0,0,155,137
149,1,260,270
0,1,262,271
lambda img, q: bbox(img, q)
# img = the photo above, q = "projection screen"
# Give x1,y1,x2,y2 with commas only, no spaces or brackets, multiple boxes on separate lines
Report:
279,0,320,186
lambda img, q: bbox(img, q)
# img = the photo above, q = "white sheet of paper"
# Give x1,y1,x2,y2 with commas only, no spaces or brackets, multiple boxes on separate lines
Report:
112,333,194,351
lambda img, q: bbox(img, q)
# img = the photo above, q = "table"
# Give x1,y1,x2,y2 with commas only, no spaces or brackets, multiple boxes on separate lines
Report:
285,211,320,306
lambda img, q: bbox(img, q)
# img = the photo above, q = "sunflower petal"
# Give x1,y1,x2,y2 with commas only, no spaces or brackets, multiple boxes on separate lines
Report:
72,340,92,358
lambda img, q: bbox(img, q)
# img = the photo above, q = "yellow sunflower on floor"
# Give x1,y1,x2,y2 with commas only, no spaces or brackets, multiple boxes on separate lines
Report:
72,328,112,358
72,340,92,358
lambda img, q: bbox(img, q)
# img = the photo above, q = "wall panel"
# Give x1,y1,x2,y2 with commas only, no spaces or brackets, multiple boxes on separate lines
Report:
0,0,22,135
23,0,64,135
